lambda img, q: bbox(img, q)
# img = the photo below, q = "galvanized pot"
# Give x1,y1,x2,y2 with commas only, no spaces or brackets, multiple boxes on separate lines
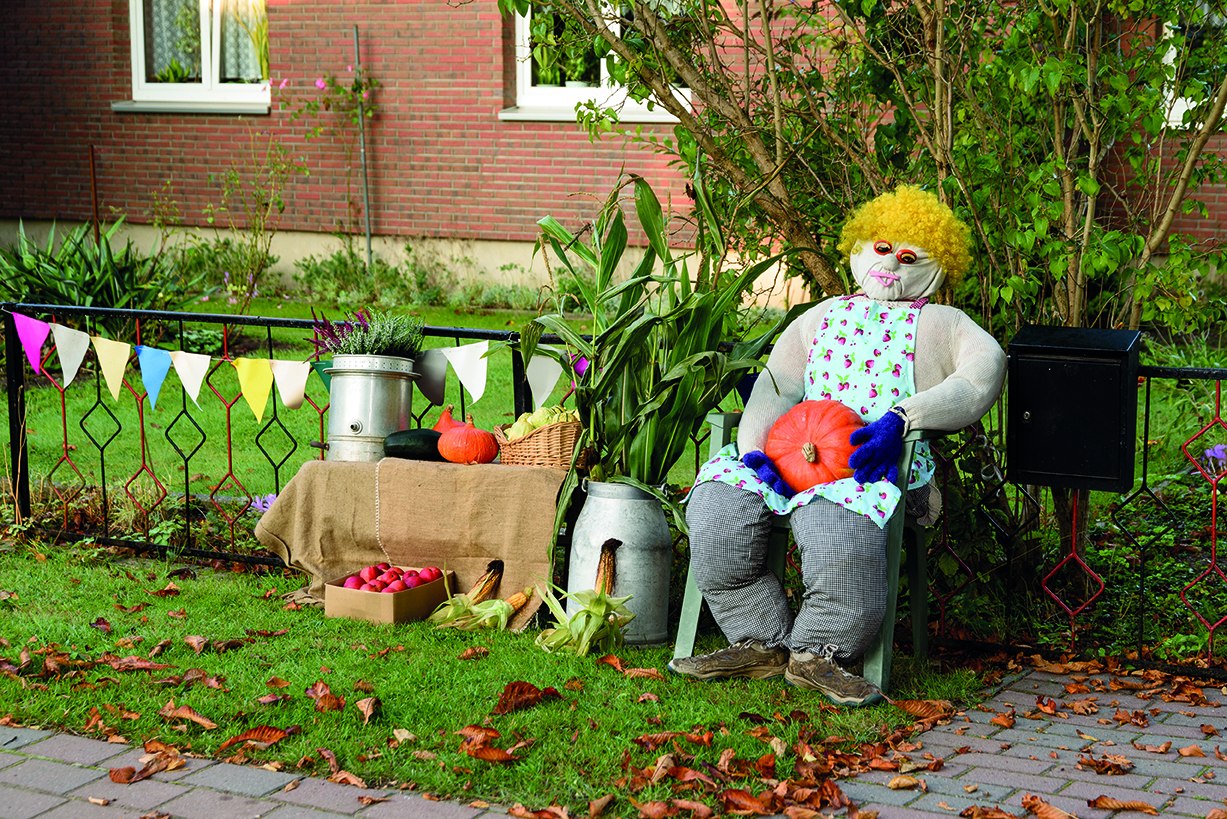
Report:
325,354,417,462
567,480,672,645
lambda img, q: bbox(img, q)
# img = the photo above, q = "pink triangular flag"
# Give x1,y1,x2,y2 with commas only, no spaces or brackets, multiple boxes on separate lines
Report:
11,312,50,375
50,324,91,388
90,336,131,401
169,351,211,407
270,360,311,410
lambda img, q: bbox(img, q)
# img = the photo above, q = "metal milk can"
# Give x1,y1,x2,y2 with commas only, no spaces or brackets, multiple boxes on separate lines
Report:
567,480,672,645
324,354,417,462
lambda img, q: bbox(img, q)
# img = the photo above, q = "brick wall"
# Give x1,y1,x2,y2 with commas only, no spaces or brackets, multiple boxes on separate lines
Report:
0,0,684,244
0,1,1221,254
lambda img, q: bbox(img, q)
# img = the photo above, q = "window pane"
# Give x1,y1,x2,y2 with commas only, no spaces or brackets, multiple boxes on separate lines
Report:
530,5,564,86
143,0,201,83
222,0,268,83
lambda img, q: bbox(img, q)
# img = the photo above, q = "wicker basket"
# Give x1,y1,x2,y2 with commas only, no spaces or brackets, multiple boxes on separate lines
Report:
494,420,586,469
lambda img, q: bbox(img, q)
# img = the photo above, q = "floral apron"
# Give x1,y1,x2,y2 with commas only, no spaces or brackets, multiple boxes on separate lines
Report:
694,296,935,528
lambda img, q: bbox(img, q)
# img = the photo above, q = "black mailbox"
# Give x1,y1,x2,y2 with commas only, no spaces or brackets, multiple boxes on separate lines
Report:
1006,325,1142,492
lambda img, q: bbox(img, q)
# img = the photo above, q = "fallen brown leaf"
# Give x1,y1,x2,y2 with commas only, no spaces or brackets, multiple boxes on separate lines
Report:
1131,740,1172,754
625,667,665,681
891,699,955,721
588,793,616,818
458,646,489,661
638,692,660,703
355,697,381,725
1178,744,1206,757
959,807,1021,818
887,775,922,790
183,636,209,654
596,654,626,673
492,681,562,715
305,681,344,713
1086,795,1158,814
990,711,1016,729
1020,793,1075,819
217,726,289,754
267,676,291,688
157,700,217,730
358,795,390,806
1077,753,1134,774
328,770,367,787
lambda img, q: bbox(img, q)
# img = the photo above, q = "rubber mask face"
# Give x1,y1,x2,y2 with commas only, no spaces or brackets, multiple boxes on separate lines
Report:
850,239,944,302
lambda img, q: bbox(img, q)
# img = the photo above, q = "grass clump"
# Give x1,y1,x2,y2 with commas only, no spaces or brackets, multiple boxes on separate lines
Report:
0,541,984,815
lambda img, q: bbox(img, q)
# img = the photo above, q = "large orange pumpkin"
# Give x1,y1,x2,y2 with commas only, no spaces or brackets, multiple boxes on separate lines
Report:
764,400,864,492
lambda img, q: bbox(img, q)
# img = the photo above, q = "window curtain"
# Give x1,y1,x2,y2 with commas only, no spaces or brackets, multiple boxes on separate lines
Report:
222,0,266,82
145,0,201,81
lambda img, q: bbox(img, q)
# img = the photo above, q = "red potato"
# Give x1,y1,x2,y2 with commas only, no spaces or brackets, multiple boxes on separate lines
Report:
342,576,363,590
418,566,442,583
402,574,423,589
359,565,380,583
377,570,401,585
382,579,407,593
358,582,377,592
375,562,391,571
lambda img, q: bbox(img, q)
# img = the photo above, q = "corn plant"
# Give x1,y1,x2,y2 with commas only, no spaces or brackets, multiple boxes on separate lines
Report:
524,174,811,522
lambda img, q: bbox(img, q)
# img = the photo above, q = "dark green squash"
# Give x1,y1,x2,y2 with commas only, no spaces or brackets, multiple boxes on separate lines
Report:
384,428,444,461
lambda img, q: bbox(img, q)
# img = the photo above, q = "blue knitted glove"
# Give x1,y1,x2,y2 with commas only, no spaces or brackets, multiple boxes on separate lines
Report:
742,450,797,498
848,409,905,484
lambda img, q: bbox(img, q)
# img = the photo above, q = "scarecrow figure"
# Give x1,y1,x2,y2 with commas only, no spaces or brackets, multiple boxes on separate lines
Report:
671,186,1006,706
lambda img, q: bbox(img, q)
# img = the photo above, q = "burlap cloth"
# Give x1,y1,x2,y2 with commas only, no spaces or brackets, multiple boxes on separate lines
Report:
254,459,567,629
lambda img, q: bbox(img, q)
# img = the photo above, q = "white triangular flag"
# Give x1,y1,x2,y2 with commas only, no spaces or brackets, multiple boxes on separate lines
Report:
526,355,564,410
50,324,90,388
270,360,311,410
169,350,211,407
439,341,489,404
90,336,131,401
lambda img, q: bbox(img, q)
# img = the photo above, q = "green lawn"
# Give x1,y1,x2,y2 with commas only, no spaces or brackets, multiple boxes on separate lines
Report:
0,541,984,816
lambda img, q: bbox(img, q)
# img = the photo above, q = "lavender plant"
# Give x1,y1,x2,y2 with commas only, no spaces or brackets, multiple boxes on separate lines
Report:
309,309,423,361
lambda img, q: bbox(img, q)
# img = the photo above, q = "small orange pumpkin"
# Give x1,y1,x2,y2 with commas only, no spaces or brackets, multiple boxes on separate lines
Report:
438,415,499,464
432,404,466,433
764,399,864,492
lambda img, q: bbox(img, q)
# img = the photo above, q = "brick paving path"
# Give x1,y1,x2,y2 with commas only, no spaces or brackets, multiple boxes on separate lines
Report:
2,669,1226,817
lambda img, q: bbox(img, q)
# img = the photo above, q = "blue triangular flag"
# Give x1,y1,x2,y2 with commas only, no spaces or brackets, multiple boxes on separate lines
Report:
135,345,173,409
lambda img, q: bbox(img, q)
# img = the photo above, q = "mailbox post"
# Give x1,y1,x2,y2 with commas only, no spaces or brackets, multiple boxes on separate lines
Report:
1006,326,1142,493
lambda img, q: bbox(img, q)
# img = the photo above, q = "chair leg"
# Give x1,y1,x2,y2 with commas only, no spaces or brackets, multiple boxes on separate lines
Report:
862,509,906,693
908,525,931,662
672,568,703,661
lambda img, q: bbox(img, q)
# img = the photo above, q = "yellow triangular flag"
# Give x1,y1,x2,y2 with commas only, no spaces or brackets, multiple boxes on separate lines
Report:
91,336,131,401
232,358,274,423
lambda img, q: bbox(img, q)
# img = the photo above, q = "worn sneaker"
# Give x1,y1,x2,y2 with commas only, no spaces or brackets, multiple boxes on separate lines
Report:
784,648,883,706
668,640,789,681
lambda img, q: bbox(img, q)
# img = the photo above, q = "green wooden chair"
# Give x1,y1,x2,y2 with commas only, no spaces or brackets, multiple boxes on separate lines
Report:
673,411,937,693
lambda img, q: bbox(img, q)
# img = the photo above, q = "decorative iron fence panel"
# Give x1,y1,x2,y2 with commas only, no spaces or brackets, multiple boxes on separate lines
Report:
4,304,1226,672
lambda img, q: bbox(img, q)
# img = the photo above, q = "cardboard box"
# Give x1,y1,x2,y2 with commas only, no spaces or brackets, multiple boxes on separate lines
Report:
324,567,457,625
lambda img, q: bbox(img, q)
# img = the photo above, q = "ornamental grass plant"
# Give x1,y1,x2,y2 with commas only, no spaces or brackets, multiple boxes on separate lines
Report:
0,540,981,816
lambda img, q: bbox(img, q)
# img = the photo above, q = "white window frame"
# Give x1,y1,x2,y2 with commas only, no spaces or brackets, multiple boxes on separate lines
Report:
1163,5,1225,128
120,0,269,113
501,6,688,123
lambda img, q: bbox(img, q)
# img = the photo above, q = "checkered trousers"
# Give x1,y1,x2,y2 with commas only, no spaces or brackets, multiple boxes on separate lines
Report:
685,480,887,661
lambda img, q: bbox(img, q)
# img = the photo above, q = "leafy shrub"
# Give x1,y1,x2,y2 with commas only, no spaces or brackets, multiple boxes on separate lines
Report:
174,236,279,304
295,242,413,308
0,220,204,337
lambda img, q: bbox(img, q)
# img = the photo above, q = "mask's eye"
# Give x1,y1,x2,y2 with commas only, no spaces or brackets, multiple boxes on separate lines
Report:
897,249,918,264
873,241,892,255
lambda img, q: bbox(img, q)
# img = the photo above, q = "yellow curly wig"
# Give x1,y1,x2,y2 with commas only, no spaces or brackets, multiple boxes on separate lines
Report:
836,186,972,282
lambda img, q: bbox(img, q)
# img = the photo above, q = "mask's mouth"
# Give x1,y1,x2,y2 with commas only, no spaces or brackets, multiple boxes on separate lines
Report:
869,269,901,286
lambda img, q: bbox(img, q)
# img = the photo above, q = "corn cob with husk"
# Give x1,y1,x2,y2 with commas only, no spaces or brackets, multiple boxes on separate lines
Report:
535,540,634,655
427,560,504,627
445,587,533,631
